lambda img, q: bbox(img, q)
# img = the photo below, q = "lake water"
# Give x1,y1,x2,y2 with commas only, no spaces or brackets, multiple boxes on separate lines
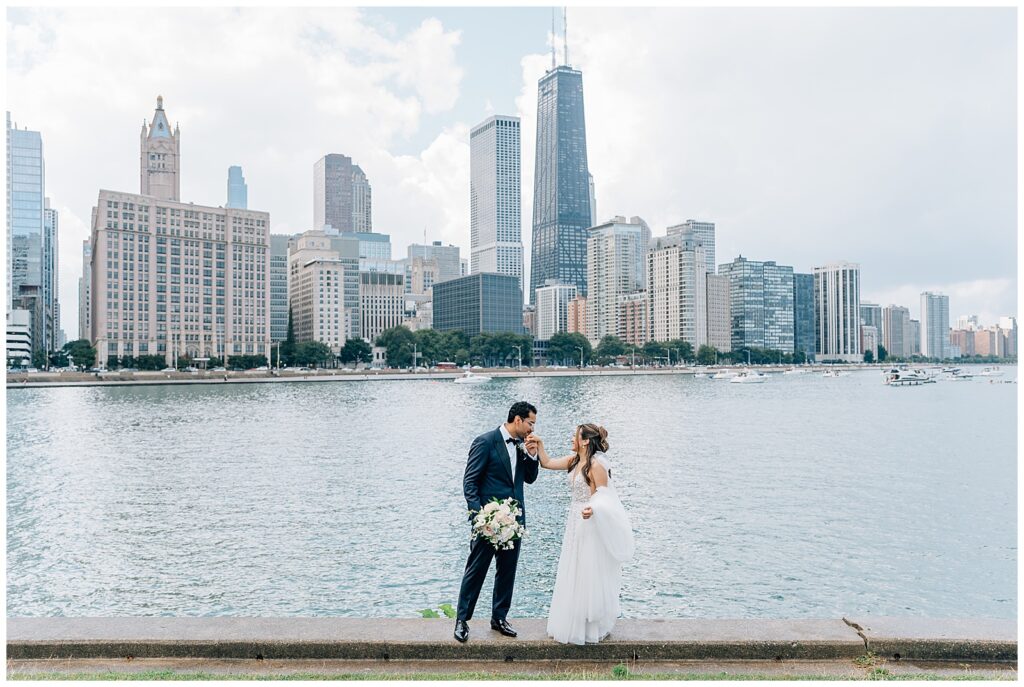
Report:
6,368,1017,619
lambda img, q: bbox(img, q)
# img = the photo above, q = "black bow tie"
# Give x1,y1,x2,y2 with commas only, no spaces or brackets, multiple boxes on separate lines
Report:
506,437,521,446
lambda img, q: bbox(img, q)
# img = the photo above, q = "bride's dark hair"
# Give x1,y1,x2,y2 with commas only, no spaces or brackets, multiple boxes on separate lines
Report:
567,423,610,487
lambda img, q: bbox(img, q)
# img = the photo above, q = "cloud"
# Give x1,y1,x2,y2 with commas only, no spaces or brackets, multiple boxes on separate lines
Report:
6,7,464,337
516,7,1015,309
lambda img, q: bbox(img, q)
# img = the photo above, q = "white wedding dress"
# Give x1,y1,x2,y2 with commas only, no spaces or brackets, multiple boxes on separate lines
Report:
547,455,635,644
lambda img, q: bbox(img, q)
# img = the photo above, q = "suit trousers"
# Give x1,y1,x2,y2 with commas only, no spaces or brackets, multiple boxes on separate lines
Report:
456,535,522,622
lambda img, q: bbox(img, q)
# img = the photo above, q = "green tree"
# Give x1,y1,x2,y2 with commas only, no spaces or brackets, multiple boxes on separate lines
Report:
548,332,591,366
31,349,47,369
413,329,446,367
863,349,875,363
595,335,626,361
643,340,667,365
61,339,97,370
877,344,888,362
136,354,166,371
339,337,373,364
376,326,416,368
696,344,718,366
294,340,334,368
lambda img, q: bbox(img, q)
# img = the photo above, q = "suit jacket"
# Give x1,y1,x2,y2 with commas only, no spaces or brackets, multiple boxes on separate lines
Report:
463,427,540,526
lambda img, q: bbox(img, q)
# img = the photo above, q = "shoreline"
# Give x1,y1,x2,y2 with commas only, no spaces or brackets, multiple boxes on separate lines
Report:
3,362,959,389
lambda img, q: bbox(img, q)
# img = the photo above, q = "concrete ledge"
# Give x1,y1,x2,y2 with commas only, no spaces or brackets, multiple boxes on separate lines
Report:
7,617,1016,663
846,616,1018,663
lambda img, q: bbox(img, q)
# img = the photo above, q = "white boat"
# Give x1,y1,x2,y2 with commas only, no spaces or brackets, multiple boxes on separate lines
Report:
884,368,935,386
940,367,973,381
711,369,738,380
693,372,709,378
782,367,806,375
978,366,1005,377
453,370,491,384
729,370,768,384
822,369,849,378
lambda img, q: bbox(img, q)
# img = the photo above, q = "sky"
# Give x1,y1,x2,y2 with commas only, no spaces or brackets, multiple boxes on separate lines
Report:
5,6,1018,339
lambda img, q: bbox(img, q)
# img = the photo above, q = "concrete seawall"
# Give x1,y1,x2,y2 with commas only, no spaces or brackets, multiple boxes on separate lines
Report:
7,617,1016,663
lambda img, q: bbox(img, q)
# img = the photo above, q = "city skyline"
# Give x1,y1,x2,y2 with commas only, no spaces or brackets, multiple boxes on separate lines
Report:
6,6,1017,338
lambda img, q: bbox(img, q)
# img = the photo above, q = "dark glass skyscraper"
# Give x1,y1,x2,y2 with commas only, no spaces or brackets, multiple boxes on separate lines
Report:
530,65,593,304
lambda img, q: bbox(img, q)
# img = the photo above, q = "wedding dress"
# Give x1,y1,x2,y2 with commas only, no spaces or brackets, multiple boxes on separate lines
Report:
546,455,634,644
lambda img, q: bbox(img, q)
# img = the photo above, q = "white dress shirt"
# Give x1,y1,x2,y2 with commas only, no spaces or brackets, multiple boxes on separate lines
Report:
499,424,537,480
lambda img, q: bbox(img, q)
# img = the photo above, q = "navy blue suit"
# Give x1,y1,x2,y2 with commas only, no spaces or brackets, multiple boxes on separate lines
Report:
456,427,540,622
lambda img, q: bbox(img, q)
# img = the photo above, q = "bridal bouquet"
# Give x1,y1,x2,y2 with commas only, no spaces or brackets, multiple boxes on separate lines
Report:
472,498,526,550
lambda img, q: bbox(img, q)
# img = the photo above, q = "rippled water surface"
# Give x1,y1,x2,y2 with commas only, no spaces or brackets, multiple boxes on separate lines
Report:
7,368,1017,618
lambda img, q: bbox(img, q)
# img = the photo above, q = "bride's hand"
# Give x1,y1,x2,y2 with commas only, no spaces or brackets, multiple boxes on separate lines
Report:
581,506,593,519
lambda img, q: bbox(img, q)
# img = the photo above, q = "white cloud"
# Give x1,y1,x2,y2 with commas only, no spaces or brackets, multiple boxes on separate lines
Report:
516,7,1015,308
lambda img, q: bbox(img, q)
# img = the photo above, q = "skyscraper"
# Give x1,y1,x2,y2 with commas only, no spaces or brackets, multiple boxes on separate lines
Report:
139,96,180,201
470,115,523,292
530,64,593,303
408,241,462,283
227,166,248,209
813,261,861,362
535,280,577,341
718,256,795,353
586,216,649,344
667,220,716,275
91,98,271,366
314,153,372,233
7,111,57,356
269,234,289,343
882,305,910,358
647,233,708,348
920,291,950,359
793,273,815,360
42,198,59,352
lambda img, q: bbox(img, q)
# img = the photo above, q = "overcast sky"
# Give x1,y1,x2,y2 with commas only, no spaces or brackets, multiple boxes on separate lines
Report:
6,6,1017,338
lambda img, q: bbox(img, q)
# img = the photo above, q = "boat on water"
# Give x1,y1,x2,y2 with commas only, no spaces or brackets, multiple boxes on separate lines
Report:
693,372,709,378
711,369,738,380
939,367,974,381
884,368,935,386
453,370,492,384
782,367,806,375
978,366,1005,377
821,369,849,378
729,370,768,384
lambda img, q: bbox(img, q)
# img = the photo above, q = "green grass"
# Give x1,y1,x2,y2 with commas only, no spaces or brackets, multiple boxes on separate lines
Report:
6,671,1005,681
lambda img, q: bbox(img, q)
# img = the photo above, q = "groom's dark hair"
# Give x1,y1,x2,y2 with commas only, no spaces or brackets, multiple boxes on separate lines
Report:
508,401,537,423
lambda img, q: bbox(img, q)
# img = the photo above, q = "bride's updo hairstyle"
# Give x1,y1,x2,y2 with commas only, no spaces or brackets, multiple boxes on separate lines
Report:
568,423,610,487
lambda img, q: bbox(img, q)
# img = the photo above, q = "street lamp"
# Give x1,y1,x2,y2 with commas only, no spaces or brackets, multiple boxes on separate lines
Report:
576,345,584,369
513,344,522,370
745,349,751,366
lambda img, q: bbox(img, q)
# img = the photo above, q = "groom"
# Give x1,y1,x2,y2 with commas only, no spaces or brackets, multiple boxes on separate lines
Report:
454,401,539,643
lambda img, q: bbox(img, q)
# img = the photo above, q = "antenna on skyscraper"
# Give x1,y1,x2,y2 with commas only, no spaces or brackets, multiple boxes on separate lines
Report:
550,8,556,69
563,6,568,66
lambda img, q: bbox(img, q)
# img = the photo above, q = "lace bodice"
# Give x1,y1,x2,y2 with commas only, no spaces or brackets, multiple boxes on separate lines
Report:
569,467,592,505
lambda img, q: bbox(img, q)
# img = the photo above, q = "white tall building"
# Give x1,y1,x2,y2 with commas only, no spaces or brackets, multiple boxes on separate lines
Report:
408,241,462,283
920,291,950,359
359,271,405,343
956,314,980,331
647,232,708,348
469,115,523,293
667,220,716,275
813,261,861,362
535,280,577,341
91,98,270,366
288,231,349,352
586,216,650,345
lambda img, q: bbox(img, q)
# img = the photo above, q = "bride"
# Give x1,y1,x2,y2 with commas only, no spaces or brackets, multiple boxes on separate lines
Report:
528,423,635,644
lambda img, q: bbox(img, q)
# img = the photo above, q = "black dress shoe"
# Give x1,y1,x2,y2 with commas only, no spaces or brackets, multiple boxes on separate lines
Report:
454,619,469,643
490,618,517,637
